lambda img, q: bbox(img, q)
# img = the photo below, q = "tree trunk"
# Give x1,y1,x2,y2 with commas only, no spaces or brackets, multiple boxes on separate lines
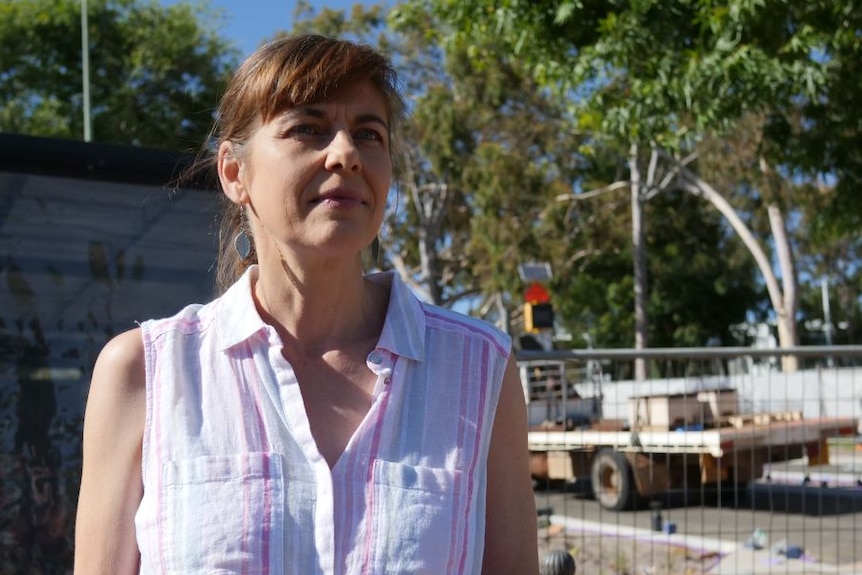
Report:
768,204,799,371
678,167,799,372
418,228,442,305
630,143,649,381
391,176,450,306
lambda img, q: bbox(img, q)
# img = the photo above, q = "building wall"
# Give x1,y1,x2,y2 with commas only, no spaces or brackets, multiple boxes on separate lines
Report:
0,139,219,573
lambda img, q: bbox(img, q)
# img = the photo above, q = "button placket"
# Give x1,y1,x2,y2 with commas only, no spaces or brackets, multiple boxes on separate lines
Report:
367,349,394,395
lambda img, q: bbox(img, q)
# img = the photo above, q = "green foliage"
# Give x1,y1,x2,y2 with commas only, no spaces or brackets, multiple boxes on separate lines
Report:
401,0,861,230
290,0,387,38
646,191,761,346
546,173,761,348
695,113,861,342
0,0,238,149
394,0,862,349
793,185,862,346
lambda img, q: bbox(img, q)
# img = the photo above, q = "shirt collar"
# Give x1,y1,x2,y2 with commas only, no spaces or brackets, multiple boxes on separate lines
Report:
216,265,268,351
216,266,426,362
368,271,425,362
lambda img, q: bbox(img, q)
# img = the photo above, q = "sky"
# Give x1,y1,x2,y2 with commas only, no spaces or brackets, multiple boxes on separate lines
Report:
162,0,369,57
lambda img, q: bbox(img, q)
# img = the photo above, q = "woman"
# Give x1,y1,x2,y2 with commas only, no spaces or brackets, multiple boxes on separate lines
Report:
74,34,538,574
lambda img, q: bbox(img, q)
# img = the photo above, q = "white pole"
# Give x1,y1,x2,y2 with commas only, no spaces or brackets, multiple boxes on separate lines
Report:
821,277,834,367
81,0,92,142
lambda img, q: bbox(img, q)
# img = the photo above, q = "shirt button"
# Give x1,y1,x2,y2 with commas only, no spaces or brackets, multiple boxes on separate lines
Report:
368,351,383,364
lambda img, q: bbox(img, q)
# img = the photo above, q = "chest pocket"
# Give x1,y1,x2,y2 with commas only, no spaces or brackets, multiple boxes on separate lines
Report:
366,460,467,574
160,453,285,575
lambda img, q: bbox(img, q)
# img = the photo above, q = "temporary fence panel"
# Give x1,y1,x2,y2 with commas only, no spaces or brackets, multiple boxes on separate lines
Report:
526,347,862,575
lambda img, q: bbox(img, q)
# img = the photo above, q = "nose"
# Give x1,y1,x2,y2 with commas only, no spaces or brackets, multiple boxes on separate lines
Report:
324,130,361,173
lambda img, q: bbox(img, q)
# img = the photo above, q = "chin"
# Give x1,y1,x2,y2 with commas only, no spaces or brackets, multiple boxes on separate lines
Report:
306,235,372,258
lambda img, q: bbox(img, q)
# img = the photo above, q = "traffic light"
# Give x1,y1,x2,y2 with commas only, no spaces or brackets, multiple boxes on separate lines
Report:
524,301,554,333
522,281,554,333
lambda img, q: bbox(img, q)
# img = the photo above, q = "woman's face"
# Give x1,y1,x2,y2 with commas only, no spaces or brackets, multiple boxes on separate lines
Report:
220,80,392,263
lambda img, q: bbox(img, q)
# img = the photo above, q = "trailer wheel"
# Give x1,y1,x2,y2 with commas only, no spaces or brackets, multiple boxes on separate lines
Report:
591,449,637,511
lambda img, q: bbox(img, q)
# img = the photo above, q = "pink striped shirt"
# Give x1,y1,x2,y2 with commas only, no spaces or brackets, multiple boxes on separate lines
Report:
134,267,511,574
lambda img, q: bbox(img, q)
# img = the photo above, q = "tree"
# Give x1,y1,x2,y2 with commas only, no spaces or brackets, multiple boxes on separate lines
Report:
0,0,238,150
398,0,860,369
547,147,761,367
792,187,862,350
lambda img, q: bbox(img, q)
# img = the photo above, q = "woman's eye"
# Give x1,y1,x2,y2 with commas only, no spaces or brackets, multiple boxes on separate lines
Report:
354,128,384,142
287,124,321,137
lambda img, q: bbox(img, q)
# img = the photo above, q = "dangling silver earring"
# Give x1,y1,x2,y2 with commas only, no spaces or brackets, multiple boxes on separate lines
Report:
234,208,252,260
234,230,251,260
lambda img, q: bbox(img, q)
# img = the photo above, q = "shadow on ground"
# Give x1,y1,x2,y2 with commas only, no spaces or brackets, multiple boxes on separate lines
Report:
559,479,862,516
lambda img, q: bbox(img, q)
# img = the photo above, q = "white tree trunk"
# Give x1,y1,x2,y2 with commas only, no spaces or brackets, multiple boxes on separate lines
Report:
678,167,799,372
630,144,649,381
768,204,800,371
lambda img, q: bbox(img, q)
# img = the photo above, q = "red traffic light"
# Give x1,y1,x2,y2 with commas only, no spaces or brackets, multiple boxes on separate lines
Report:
524,281,550,304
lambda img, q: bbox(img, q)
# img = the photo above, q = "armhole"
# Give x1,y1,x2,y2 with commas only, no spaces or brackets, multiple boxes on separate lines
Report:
470,342,512,573
484,340,512,440
139,320,155,487
480,342,513,472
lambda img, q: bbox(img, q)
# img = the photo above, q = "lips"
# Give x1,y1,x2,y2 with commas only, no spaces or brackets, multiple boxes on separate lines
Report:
313,188,366,207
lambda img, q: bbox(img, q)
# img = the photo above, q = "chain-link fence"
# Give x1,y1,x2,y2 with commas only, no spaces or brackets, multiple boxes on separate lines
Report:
525,346,862,575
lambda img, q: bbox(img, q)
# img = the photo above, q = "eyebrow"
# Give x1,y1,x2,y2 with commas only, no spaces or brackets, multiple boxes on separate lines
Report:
285,106,390,132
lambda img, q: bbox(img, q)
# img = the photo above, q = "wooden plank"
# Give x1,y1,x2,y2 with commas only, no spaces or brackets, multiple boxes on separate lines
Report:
726,411,804,428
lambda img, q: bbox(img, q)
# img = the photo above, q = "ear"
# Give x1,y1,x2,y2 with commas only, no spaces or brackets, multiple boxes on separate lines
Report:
218,141,248,205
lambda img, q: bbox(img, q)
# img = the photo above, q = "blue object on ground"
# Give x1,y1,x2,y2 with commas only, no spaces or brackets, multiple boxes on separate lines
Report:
663,522,677,534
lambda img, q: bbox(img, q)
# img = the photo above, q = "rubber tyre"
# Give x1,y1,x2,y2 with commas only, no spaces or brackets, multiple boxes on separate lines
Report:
590,449,637,511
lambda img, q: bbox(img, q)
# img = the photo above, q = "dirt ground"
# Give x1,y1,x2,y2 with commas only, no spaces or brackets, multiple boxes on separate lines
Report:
537,521,726,575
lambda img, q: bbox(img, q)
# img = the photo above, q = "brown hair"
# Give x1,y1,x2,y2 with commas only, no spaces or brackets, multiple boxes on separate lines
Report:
205,34,404,294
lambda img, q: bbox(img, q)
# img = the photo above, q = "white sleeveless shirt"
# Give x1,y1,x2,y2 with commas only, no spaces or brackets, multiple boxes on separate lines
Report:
134,267,511,574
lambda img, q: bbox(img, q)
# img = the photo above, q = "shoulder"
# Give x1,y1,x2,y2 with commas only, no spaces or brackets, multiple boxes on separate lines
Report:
419,302,512,359
142,273,258,346
88,328,147,412
94,328,146,385
84,328,147,453
141,301,211,342
376,271,512,361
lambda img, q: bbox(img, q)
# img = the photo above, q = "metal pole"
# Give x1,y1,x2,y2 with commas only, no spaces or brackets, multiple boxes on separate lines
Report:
822,277,834,366
81,0,92,142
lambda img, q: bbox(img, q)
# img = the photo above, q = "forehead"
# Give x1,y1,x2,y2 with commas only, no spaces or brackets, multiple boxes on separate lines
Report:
272,80,391,124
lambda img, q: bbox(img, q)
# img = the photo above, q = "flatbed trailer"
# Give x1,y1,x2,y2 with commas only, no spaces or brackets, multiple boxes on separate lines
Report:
520,359,859,510
528,416,858,510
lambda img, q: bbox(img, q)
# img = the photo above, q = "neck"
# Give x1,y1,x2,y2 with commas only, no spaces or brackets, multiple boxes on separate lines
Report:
251,258,387,359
